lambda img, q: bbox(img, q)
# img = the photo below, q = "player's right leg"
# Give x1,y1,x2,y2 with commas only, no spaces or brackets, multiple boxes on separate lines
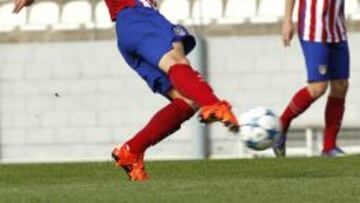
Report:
274,40,330,157
281,82,328,134
273,82,327,157
158,42,239,132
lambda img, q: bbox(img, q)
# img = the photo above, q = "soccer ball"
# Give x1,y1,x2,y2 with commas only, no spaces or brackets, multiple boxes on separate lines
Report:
239,107,280,151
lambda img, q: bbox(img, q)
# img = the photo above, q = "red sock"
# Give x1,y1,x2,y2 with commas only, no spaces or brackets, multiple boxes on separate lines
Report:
168,64,220,106
323,97,345,151
280,87,315,134
126,98,195,154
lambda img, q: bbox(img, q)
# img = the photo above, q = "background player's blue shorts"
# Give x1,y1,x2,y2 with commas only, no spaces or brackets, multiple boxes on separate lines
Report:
115,6,196,96
300,40,350,82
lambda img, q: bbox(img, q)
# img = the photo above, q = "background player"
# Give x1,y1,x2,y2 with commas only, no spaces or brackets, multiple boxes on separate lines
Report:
13,0,239,181
274,0,350,157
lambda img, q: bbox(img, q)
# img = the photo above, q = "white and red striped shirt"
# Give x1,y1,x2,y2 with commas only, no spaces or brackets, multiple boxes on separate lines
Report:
298,0,347,43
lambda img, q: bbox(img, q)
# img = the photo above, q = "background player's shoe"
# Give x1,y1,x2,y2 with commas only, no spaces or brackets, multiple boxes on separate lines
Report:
111,144,149,181
273,134,287,157
199,101,239,133
321,147,346,157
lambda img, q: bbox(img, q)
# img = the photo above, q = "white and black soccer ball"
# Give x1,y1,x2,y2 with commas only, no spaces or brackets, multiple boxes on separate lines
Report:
240,107,280,151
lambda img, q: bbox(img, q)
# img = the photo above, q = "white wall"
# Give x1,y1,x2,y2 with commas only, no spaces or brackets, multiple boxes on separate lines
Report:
1,34,360,162
0,41,201,162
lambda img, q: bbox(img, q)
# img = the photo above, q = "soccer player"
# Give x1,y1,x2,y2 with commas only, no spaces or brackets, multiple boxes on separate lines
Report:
273,0,349,157
14,0,240,181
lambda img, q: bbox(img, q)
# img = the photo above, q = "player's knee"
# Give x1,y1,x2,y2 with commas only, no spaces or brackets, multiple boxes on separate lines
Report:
166,55,190,70
183,99,199,111
175,96,199,111
159,51,190,73
308,82,328,98
174,57,190,65
167,89,199,111
330,80,349,96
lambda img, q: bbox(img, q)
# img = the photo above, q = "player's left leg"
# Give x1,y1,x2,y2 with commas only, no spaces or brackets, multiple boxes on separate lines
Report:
322,41,350,157
123,89,198,155
322,80,348,157
112,89,198,181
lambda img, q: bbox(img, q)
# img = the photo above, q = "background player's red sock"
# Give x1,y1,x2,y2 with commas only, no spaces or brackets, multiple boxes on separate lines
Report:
126,98,195,154
323,97,345,151
168,64,220,106
280,87,315,134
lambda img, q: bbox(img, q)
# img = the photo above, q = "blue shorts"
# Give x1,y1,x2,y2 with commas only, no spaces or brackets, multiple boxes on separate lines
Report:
115,6,196,96
300,40,350,82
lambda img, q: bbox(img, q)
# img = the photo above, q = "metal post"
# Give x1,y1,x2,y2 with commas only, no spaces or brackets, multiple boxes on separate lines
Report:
188,36,209,159
0,80,2,163
0,121,2,162
305,128,313,157
316,129,323,155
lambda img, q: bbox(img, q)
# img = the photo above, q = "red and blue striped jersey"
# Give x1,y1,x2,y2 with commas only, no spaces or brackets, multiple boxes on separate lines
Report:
105,0,158,21
298,0,347,43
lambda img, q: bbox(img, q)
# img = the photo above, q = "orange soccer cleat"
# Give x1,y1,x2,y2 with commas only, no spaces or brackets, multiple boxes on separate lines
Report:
111,144,149,181
199,101,240,133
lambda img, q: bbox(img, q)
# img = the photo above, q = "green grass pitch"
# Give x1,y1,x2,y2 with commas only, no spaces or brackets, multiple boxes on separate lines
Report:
0,156,360,203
